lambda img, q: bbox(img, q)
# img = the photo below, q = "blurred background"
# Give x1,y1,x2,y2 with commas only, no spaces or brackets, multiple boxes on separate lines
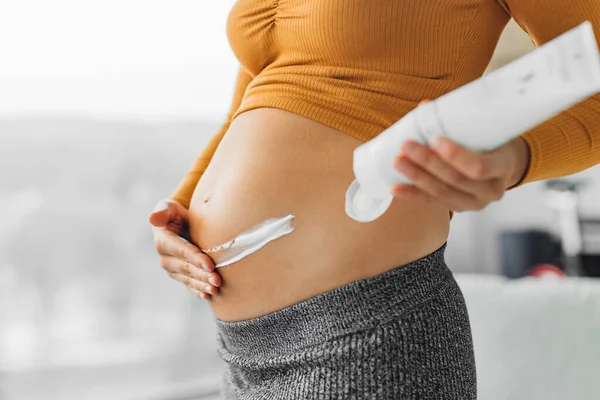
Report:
1,1,599,399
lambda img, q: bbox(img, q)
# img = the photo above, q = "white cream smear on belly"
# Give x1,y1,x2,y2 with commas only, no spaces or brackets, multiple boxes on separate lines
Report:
200,214,295,268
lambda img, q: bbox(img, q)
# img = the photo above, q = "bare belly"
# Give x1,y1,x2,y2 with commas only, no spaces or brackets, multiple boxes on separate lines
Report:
188,108,450,322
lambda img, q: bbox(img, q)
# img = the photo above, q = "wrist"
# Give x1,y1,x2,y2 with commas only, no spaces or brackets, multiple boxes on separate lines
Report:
504,136,531,189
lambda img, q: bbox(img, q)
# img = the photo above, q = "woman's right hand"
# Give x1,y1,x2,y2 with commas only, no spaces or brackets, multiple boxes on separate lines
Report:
148,199,221,300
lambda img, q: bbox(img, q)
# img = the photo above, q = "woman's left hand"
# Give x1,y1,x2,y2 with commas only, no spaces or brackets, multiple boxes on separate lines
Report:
391,112,530,212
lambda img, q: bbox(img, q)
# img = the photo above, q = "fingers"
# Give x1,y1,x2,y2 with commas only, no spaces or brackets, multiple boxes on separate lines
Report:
393,140,507,211
161,255,222,293
428,136,506,180
393,156,485,211
389,183,436,204
390,100,508,212
399,141,472,189
149,199,187,228
189,288,210,300
397,141,505,203
168,272,220,296
149,199,221,300
154,229,216,272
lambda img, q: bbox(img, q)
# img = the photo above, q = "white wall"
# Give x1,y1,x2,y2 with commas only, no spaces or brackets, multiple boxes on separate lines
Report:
0,1,238,121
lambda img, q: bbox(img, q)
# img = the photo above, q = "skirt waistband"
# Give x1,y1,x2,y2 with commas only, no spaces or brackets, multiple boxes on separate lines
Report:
215,242,452,357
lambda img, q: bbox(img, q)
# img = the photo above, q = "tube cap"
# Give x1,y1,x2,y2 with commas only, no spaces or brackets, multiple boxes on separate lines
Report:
345,179,394,222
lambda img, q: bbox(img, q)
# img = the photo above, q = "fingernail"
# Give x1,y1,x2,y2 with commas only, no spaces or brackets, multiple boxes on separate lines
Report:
392,184,413,197
205,285,212,294
402,142,417,156
208,277,216,286
395,157,409,169
430,136,446,151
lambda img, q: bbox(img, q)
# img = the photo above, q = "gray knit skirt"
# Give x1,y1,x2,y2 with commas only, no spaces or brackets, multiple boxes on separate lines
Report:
215,242,477,399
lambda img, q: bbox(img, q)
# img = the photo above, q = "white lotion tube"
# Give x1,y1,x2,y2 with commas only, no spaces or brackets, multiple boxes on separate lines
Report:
346,21,600,223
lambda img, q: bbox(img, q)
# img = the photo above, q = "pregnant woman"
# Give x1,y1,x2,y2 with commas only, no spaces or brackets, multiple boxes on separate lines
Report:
149,1,600,398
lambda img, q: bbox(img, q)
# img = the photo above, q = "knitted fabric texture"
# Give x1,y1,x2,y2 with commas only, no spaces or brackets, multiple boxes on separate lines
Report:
215,243,477,399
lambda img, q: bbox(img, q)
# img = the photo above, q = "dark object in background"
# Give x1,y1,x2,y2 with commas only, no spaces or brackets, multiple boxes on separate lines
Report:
499,229,562,278
582,255,600,277
499,178,600,279
581,219,600,277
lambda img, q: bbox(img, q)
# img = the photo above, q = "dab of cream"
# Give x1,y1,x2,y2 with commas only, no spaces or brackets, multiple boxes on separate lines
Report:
201,214,295,268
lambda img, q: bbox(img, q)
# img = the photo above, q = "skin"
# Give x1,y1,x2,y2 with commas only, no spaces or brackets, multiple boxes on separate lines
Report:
148,100,530,306
393,135,529,208
391,100,531,211
149,199,219,300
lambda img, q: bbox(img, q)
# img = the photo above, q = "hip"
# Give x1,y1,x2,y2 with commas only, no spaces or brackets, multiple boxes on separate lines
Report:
215,243,477,400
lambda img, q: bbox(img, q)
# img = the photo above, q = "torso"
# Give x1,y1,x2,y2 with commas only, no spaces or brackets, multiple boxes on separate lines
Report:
185,0,512,321
188,108,450,322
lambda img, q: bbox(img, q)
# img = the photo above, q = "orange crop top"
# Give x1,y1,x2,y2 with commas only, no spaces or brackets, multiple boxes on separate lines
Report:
171,0,600,209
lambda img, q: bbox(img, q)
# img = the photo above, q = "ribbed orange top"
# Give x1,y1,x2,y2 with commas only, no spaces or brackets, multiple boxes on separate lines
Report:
171,0,600,208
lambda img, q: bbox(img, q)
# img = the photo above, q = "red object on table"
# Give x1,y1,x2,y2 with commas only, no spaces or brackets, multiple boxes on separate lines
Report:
528,264,565,278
